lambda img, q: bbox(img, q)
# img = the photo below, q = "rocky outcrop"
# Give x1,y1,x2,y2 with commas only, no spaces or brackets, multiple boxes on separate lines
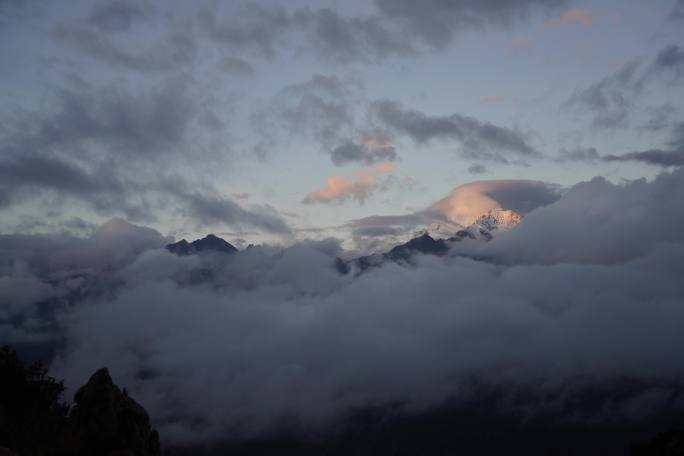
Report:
1,346,161,456
66,368,160,456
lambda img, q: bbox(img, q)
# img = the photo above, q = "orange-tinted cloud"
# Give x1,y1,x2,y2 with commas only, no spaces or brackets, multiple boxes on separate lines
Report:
481,95,507,105
302,162,396,205
559,9,594,26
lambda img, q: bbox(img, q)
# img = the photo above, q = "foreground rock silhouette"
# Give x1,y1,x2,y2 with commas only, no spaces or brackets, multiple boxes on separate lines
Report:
0,346,159,456
66,368,160,456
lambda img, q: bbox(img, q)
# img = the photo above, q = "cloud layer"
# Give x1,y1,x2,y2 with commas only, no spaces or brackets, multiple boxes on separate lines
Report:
3,169,684,446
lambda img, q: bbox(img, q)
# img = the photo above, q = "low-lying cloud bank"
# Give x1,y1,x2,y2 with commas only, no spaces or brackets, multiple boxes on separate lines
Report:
2,169,684,445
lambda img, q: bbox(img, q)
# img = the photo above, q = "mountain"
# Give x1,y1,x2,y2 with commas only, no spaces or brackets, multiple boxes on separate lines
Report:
347,207,522,273
348,233,467,273
426,207,522,242
166,234,238,256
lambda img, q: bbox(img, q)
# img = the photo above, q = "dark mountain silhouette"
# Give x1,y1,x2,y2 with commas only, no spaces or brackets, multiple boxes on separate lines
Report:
342,232,474,273
0,346,159,456
166,234,238,255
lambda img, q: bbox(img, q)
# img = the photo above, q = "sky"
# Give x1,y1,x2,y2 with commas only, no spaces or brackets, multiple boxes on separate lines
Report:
1,0,683,248
2,2,684,451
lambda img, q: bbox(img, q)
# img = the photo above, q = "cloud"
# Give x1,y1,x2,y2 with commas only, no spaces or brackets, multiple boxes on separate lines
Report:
0,0,40,27
23,167,680,446
670,0,684,20
556,146,601,163
197,0,569,63
160,178,291,235
373,0,568,49
481,95,507,105
0,75,288,235
467,163,487,174
0,79,207,221
0,168,683,446
258,75,357,153
647,44,684,83
330,135,398,166
563,45,684,130
231,192,251,201
603,148,684,167
558,122,684,167
370,99,539,163
2,78,197,162
55,8,195,73
219,56,256,77
477,168,684,264
87,0,153,33
303,162,397,205
347,179,561,250
429,179,561,225
558,9,594,26
563,60,641,129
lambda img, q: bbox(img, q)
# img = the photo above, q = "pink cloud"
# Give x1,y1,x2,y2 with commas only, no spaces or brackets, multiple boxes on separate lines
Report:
302,162,396,205
481,95,507,105
559,9,594,26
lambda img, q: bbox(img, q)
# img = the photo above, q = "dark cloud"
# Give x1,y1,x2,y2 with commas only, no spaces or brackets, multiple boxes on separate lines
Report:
330,141,398,166
467,163,487,174
254,75,357,159
481,180,562,214
476,168,684,264
563,45,684,130
670,0,684,20
371,99,539,163
219,56,256,77
0,78,290,234
0,0,40,27
559,123,684,167
0,169,683,445
373,0,568,49
563,60,641,129
556,146,601,163
197,0,568,63
54,7,196,73
294,7,415,63
171,190,291,235
647,44,684,82
640,104,680,132
87,0,152,32
0,153,132,212
603,148,684,167
0,79,194,218
199,2,293,58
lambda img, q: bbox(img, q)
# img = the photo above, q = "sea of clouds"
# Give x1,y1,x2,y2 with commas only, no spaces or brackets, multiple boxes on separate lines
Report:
1,169,684,444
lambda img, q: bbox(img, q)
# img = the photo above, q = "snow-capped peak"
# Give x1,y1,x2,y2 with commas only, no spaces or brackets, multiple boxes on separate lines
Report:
473,207,522,232
423,207,522,242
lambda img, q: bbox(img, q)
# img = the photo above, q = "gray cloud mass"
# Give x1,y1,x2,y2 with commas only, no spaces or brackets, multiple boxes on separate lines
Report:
371,99,539,163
